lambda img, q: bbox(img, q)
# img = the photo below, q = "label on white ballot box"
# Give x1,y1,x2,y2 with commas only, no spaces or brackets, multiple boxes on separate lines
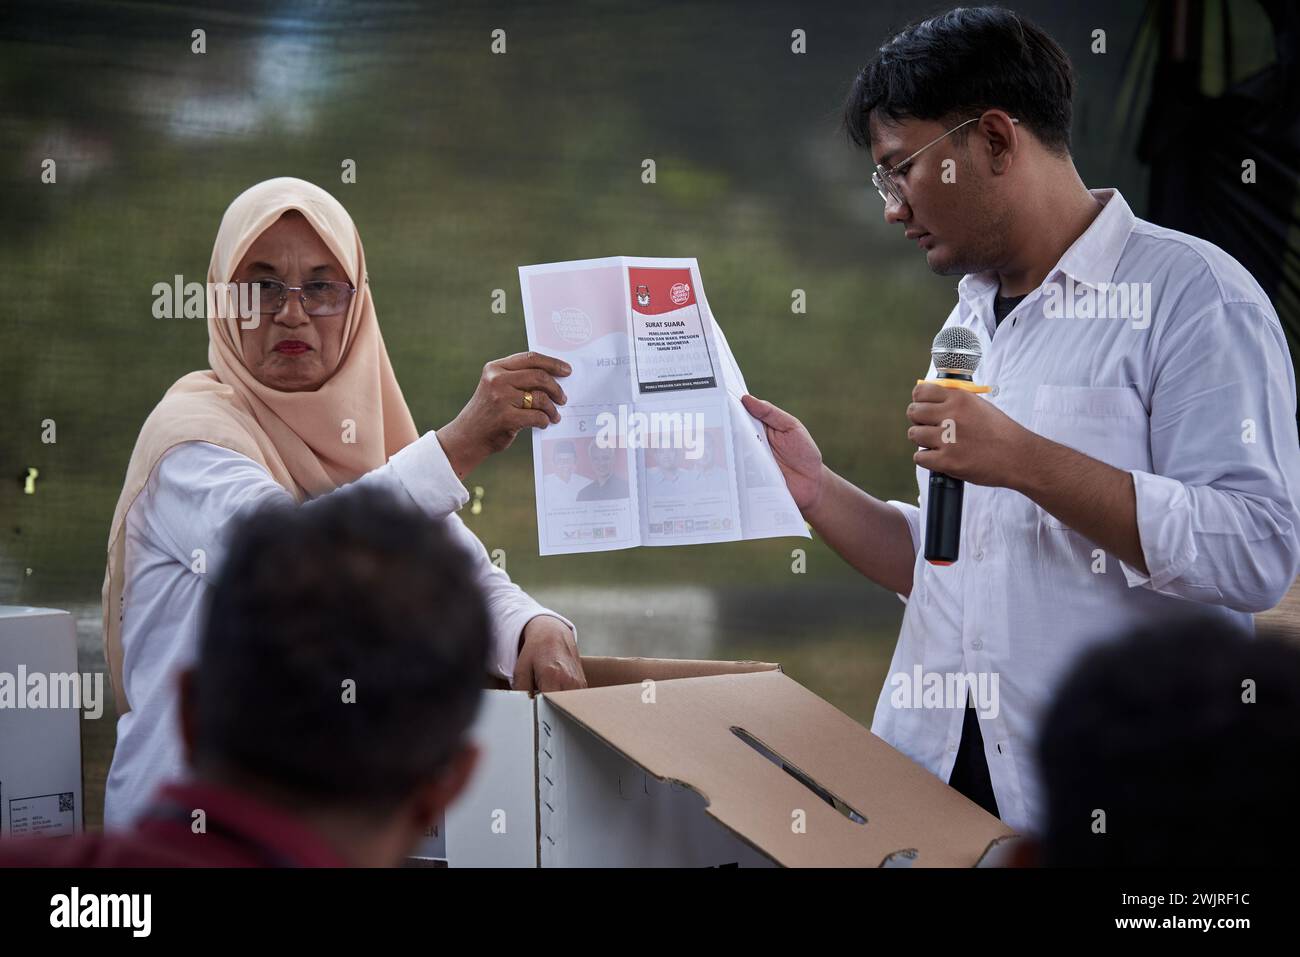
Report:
8,790,77,838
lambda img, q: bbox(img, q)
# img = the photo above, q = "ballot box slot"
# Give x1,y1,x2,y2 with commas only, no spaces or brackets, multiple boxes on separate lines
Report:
729,726,867,826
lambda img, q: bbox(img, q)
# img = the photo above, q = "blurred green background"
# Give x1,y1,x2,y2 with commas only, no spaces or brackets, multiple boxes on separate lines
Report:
0,0,1188,826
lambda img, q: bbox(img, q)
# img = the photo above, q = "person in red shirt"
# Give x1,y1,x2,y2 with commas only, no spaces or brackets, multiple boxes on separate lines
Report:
1,487,488,867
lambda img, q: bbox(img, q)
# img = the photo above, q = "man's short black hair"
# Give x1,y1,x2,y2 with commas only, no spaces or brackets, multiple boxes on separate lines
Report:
843,6,1074,155
1036,615,1300,866
193,487,490,812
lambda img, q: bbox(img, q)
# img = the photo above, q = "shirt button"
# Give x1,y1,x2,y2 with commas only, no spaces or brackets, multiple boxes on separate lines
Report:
975,549,985,561
949,742,960,753
987,385,1000,397
971,639,984,651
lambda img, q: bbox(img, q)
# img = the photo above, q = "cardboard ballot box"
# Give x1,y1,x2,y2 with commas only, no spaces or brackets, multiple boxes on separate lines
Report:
414,657,1013,867
0,607,85,839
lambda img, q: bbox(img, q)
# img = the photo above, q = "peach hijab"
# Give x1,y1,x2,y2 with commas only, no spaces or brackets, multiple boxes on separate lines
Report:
102,177,419,713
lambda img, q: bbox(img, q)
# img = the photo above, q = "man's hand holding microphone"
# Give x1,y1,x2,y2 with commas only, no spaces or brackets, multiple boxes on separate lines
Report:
740,327,1034,594
743,323,1148,588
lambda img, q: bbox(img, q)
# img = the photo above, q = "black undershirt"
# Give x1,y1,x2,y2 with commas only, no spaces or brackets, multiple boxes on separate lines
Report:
993,292,1027,328
949,700,1000,818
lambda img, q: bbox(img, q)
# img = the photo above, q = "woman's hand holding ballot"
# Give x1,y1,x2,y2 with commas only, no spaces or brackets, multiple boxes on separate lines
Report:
437,351,572,480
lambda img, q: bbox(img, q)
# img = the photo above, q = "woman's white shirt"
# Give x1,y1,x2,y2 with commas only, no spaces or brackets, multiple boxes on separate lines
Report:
104,434,572,829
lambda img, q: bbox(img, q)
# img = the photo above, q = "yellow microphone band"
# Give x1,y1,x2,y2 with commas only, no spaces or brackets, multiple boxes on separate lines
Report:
916,378,993,394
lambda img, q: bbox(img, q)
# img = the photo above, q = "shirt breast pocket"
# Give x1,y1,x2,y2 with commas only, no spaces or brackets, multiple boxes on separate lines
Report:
1029,385,1152,530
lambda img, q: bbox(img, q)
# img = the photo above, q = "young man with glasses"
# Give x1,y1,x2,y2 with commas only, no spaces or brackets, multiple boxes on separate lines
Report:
741,6,1300,834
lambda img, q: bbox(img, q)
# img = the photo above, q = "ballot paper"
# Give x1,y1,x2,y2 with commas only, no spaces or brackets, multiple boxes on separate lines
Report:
519,257,810,555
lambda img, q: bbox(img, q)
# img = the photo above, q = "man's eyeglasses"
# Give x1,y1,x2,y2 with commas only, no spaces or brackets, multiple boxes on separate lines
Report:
240,279,356,317
872,116,1019,208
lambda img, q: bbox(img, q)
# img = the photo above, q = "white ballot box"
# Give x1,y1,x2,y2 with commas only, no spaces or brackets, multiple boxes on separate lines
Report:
0,606,85,839
411,657,1015,867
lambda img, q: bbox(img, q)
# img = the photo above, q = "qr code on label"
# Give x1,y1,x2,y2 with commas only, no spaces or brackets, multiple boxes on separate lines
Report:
58,792,74,814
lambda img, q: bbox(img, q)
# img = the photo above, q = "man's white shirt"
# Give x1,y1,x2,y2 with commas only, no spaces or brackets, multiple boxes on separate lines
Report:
875,188,1300,833
105,432,574,829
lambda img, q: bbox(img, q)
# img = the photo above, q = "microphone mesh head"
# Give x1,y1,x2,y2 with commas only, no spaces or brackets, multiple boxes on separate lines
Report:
931,326,982,373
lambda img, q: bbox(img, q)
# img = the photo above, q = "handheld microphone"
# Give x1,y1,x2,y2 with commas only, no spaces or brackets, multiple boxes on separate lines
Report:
921,327,988,566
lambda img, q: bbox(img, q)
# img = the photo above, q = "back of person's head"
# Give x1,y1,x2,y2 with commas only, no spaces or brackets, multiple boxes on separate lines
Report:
843,6,1075,155
1036,615,1300,866
190,487,490,818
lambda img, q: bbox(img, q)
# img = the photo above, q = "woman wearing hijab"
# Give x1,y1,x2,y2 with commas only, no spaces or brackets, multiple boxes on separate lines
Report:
102,178,583,828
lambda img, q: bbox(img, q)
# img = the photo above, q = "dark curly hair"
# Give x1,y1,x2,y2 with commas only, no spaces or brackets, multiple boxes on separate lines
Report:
193,487,490,812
